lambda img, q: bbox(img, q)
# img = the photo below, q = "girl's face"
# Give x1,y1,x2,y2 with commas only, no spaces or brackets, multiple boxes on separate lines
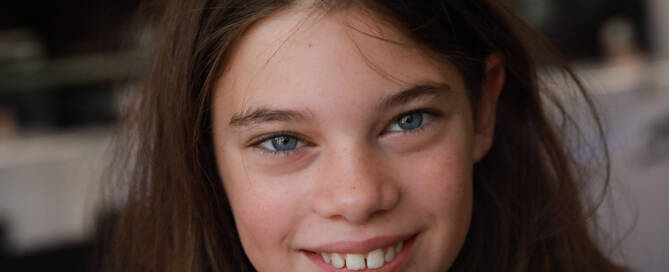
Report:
212,7,499,272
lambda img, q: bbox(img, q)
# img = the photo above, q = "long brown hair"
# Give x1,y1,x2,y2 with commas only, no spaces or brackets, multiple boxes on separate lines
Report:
102,0,625,271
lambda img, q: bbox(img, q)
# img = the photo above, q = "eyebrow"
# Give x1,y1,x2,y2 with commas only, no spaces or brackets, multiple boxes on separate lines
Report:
229,107,311,128
228,83,450,128
376,83,450,111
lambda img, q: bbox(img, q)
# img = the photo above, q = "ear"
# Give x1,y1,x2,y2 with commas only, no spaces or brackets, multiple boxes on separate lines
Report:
472,53,505,162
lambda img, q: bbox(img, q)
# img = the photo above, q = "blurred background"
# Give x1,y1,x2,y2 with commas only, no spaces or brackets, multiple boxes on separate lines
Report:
0,0,667,271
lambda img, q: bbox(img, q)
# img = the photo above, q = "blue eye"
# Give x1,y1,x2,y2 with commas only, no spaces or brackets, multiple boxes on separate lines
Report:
258,135,302,152
387,111,428,132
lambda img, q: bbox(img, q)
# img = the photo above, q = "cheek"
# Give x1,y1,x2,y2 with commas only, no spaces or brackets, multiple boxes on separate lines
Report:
398,140,473,217
404,114,474,205
217,150,306,269
390,132,474,270
229,188,287,255
388,117,474,254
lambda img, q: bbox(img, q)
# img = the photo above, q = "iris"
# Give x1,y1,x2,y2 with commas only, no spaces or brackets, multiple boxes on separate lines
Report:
270,135,298,151
397,112,423,131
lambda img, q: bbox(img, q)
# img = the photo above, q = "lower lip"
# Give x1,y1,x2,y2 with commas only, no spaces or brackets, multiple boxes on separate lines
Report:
303,235,417,272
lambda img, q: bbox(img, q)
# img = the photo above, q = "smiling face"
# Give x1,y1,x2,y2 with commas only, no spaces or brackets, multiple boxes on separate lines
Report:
211,6,498,272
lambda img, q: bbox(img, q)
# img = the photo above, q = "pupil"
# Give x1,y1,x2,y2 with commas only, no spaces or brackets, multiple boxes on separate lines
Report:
399,112,422,130
277,136,288,145
272,136,297,151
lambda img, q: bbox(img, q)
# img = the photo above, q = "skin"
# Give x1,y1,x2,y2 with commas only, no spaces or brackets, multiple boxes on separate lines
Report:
211,6,504,272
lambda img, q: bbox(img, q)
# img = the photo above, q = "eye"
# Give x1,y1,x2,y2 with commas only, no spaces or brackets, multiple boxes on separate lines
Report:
386,110,431,132
256,134,304,153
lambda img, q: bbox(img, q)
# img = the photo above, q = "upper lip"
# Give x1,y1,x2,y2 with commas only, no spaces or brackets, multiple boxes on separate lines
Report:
304,233,414,254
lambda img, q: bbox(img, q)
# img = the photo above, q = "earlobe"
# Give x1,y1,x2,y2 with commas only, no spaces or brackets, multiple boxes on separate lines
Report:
473,53,505,162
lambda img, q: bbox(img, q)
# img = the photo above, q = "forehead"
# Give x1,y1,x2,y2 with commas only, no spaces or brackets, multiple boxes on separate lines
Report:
214,6,462,117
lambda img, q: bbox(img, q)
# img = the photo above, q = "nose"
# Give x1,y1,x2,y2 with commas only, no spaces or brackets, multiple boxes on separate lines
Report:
312,144,400,224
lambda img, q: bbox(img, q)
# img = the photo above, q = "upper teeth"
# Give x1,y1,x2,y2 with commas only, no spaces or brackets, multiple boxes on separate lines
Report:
319,240,404,270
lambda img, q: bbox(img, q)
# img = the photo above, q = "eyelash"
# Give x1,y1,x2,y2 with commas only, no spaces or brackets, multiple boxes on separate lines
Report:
249,108,441,157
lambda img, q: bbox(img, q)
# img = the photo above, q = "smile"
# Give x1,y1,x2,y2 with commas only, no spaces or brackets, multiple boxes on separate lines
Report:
304,234,417,271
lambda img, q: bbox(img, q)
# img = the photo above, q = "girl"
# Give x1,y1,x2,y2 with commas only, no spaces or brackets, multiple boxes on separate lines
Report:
104,0,626,271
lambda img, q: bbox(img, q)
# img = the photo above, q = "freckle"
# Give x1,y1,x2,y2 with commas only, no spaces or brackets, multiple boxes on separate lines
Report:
308,43,313,48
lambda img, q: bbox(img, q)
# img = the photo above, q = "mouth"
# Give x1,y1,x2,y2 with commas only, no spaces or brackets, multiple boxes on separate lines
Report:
302,234,417,271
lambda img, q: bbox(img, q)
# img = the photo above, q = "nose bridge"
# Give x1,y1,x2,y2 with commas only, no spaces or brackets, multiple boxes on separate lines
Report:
313,140,399,223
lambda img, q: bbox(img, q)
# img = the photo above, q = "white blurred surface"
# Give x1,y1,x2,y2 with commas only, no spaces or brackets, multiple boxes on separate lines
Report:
574,57,669,272
595,87,669,272
0,127,110,254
